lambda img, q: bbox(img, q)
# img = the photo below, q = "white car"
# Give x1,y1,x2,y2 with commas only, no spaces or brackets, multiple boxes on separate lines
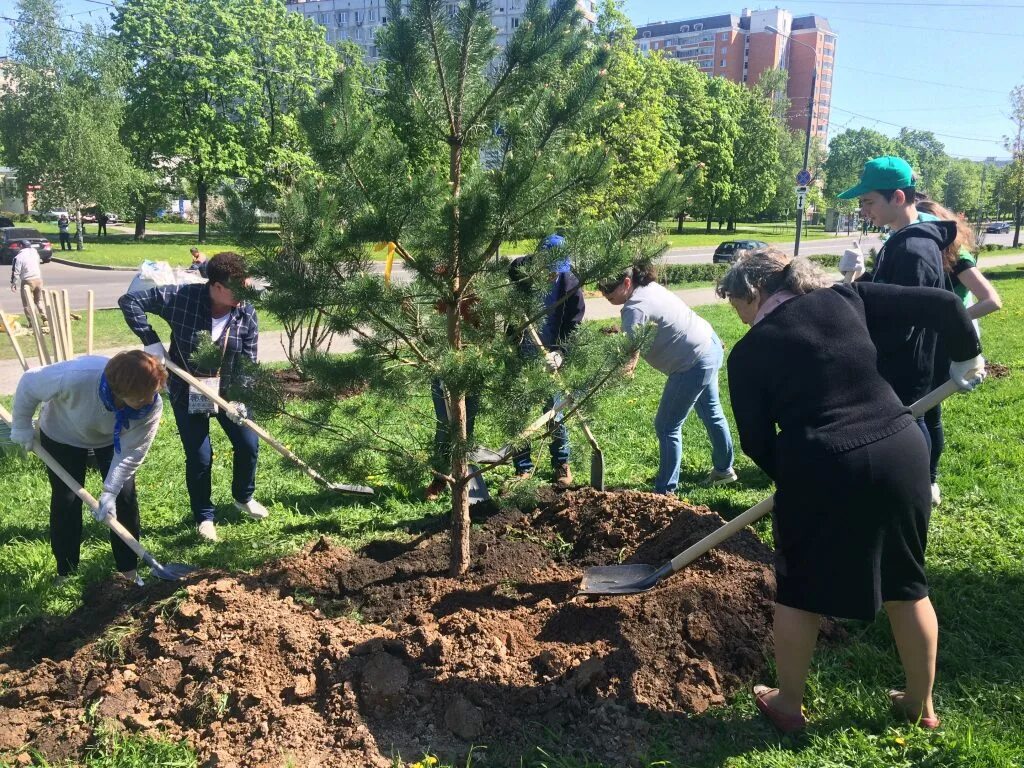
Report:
46,210,69,221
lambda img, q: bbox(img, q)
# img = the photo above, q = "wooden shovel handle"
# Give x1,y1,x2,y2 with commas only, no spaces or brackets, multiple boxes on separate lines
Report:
667,380,964,575
163,359,342,491
0,404,150,563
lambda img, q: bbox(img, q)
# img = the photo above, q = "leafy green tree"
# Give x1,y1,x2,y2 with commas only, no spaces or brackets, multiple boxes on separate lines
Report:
115,0,336,241
1005,84,1024,247
723,82,780,228
897,128,948,201
666,61,713,230
822,128,903,203
941,158,981,217
693,77,741,231
0,0,135,248
245,0,687,576
576,0,678,214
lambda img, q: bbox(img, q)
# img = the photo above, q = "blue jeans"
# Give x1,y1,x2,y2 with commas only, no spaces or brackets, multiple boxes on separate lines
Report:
171,398,260,524
431,379,479,472
653,336,734,494
513,395,570,473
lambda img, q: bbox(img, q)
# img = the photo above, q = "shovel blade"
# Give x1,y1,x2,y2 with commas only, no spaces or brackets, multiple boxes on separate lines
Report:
150,562,197,581
328,482,375,497
578,563,662,595
590,448,605,491
468,464,490,505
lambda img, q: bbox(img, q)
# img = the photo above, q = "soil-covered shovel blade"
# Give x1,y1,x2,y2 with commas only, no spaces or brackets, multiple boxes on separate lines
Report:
578,563,669,595
590,446,605,491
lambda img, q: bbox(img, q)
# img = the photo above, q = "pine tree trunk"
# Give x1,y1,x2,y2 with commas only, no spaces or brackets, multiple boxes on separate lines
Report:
198,178,208,244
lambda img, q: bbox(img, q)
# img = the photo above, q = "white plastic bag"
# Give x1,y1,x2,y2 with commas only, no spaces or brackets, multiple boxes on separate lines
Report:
127,260,207,294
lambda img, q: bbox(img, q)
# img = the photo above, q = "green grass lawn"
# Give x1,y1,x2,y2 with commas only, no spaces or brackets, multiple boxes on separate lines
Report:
2,267,1024,766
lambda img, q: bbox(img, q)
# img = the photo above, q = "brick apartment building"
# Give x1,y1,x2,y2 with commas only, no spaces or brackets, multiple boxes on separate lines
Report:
284,0,596,59
634,8,835,141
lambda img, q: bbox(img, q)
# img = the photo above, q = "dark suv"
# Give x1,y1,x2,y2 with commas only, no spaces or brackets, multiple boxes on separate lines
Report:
0,227,53,265
712,239,769,264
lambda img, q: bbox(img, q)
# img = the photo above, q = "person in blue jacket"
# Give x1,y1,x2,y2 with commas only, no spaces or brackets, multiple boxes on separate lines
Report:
508,234,585,487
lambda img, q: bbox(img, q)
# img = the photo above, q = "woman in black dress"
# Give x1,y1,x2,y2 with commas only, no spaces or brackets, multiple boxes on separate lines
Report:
717,249,984,733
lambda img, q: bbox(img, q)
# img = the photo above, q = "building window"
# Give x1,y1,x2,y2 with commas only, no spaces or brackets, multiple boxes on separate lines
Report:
720,46,727,54
680,24,689,32
694,23,703,30
336,11,348,24
511,16,520,28
368,9,375,21
642,31,650,37
721,58,726,66
721,32,729,40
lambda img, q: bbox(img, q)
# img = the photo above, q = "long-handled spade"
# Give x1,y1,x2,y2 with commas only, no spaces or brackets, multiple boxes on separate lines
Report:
579,380,961,596
0,404,195,581
526,325,605,490
163,360,374,497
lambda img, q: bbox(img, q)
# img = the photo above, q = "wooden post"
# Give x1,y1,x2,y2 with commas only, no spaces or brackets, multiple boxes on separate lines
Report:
44,291,64,361
61,289,73,357
86,290,94,355
0,309,28,372
22,285,50,365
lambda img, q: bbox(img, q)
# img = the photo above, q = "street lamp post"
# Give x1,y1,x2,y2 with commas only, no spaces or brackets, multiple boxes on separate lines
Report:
766,25,817,257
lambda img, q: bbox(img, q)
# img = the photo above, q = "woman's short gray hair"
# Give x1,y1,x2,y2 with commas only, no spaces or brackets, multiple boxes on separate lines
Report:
715,247,832,302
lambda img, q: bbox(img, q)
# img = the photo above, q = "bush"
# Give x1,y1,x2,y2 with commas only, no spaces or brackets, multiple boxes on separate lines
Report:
156,212,187,224
659,254,842,287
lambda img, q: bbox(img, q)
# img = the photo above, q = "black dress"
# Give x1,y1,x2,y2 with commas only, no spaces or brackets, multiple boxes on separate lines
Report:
727,283,980,620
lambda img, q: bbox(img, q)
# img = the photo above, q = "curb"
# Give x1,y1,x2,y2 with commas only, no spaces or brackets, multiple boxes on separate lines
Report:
49,256,138,272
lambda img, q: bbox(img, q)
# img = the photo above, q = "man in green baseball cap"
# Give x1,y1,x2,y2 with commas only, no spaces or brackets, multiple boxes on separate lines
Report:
836,155,962,485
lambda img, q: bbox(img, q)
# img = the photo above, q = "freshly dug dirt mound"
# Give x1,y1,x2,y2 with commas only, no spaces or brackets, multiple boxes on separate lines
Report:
0,489,778,767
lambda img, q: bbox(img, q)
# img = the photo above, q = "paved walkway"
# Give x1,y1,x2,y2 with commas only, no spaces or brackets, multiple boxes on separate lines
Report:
2,255,1021,395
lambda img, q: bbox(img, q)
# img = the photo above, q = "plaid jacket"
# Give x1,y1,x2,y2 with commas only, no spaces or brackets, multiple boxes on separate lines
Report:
119,283,259,404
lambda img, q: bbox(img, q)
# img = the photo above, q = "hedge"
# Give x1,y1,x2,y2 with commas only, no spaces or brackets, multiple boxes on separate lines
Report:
660,254,842,286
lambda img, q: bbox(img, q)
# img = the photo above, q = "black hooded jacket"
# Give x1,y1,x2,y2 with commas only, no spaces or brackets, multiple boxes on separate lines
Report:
866,219,957,404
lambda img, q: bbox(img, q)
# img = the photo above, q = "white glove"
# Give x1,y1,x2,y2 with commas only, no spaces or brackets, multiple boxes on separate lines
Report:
94,491,117,523
228,402,249,424
839,245,865,280
144,342,166,365
9,425,35,452
949,355,986,392
543,351,564,373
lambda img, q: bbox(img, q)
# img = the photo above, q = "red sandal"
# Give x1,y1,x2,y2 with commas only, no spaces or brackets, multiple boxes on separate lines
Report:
753,685,806,734
888,690,940,729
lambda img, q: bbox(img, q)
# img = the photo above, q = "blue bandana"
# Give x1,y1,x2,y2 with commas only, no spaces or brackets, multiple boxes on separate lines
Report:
98,373,157,453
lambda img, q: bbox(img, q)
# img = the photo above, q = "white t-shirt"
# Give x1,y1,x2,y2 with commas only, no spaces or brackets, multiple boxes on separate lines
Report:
211,313,230,342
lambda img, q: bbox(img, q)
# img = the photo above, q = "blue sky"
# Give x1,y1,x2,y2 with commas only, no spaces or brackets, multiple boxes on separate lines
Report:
2,0,1021,159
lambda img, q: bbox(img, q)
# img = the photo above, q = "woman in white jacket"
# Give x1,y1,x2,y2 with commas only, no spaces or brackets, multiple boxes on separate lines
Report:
10,351,165,585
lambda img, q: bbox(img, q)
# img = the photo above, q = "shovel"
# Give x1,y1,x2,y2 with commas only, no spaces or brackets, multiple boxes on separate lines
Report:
526,325,605,490
0,404,195,581
163,360,374,496
579,379,961,596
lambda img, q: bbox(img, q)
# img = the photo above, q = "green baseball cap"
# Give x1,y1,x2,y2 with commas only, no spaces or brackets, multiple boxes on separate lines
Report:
837,156,916,200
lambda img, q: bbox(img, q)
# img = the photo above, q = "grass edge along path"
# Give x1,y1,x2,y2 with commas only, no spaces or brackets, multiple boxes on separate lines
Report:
2,268,1023,767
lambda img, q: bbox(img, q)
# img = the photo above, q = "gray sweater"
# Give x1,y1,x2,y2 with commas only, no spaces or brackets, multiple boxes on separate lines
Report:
12,357,163,495
620,282,715,375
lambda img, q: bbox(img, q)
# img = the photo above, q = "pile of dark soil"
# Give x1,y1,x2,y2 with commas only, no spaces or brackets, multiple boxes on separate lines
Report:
985,361,1011,379
0,489,778,767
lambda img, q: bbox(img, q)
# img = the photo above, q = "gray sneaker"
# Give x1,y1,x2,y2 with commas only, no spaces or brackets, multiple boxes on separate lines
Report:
703,467,738,486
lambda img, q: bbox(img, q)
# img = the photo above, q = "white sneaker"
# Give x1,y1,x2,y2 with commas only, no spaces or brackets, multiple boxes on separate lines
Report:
234,498,269,520
703,467,738,486
931,483,941,507
197,520,219,542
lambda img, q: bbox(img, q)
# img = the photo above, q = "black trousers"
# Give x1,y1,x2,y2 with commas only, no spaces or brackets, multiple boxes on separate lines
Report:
40,430,141,575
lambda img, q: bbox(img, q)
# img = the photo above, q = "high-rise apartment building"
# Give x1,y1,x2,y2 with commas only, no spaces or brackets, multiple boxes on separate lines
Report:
285,0,596,60
634,8,835,141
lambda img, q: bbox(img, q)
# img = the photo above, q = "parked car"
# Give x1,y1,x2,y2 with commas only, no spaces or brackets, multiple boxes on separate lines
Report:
0,217,14,229
44,210,69,221
0,228,53,265
985,221,1011,234
712,239,769,264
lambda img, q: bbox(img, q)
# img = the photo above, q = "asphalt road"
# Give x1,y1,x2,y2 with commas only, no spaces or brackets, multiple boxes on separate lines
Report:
2,230,1016,314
